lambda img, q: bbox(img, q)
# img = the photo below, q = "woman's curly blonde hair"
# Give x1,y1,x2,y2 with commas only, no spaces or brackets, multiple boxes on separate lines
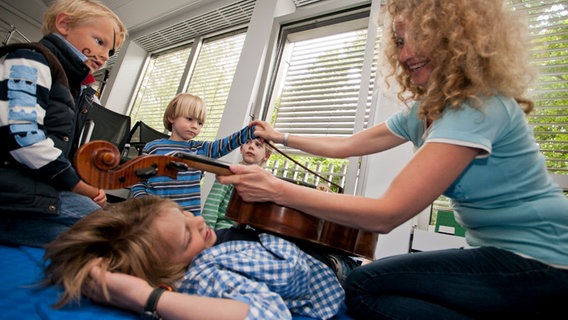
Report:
382,0,535,121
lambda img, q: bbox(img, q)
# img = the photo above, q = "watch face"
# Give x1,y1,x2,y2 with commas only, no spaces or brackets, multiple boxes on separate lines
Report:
141,311,161,320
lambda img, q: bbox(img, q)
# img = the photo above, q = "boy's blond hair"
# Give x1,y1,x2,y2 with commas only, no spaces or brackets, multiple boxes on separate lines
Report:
162,93,207,132
43,196,186,308
41,0,127,50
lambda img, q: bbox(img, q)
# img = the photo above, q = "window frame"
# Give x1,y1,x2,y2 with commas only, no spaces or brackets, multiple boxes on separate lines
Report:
127,27,248,139
260,5,380,193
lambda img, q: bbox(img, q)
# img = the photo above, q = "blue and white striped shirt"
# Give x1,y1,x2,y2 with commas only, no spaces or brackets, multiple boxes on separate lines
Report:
130,125,255,215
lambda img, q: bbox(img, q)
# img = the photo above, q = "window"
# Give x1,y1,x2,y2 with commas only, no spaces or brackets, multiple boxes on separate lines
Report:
511,0,568,174
130,45,193,132
185,31,247,141
263,7,380,192
125,0,254,138
129,30,246,138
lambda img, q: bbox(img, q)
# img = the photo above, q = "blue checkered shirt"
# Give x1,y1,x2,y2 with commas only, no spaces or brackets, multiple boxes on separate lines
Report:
175,233,345,319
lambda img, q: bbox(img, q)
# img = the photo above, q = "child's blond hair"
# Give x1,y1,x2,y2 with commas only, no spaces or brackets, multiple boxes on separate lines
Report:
41,0,127,50
43,196,186,308
260,140,273,166
162,93,207,132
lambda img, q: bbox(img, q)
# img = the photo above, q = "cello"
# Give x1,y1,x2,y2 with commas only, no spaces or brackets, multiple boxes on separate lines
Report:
74,140,378,259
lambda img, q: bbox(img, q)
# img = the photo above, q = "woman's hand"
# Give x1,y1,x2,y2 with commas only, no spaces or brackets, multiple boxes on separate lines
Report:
250,120,283,144
218,164,284,203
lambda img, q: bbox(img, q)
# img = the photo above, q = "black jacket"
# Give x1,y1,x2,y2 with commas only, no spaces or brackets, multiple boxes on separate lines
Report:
0,34,94,214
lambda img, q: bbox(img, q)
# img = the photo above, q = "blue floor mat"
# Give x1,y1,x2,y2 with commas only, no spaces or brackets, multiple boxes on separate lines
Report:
1,245,135,320
0,245,352,319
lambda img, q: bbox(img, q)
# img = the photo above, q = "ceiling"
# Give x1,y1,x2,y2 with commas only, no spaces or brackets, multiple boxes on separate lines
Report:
1,0,326,53
1,0,211,34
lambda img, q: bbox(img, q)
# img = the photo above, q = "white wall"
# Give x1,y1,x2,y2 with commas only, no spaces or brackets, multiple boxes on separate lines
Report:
201,0,296,195
100,41,148,114
0,0,44,43
357,90,418,259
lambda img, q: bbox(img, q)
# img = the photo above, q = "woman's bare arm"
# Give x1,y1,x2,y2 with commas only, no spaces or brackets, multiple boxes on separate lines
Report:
252,120,406,158
220,142,479,233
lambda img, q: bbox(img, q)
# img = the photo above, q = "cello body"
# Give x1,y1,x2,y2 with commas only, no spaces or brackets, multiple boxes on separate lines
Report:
226,192,377,259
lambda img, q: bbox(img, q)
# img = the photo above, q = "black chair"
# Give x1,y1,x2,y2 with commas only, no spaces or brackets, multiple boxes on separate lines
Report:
122,120,169,160
78,102,131,152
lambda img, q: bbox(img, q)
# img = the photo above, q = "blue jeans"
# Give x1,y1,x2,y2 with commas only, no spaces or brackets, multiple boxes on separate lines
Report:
0,191,100,247
344,247,568,319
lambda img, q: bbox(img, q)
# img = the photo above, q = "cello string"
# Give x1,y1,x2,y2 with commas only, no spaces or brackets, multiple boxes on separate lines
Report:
247,112,344,193
264,140,344,194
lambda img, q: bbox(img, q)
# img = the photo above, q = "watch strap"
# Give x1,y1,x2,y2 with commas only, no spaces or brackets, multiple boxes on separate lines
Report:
142,287,166,320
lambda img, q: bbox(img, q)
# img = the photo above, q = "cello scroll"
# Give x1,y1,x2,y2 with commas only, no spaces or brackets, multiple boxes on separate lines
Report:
74,140,231,190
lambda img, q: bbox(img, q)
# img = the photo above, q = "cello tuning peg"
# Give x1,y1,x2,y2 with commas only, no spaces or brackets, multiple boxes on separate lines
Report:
168,161,189,171
134,164,159,179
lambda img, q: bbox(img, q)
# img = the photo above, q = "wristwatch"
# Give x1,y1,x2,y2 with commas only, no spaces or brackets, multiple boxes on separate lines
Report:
141,287,166,320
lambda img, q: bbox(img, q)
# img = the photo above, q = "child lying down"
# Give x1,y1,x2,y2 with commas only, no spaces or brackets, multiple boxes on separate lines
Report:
42,196,347,320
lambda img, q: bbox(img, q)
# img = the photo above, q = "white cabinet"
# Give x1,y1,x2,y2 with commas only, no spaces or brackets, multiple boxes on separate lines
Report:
411,229,468,252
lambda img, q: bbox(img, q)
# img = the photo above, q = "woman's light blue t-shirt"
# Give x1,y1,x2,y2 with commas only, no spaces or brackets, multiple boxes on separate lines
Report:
386,95,568,266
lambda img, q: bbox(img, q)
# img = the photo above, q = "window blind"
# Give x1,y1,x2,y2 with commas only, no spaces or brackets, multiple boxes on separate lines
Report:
272,29,375,138
263,10,380,190
185,31,247,141
509,0,568,174
130,45,193,132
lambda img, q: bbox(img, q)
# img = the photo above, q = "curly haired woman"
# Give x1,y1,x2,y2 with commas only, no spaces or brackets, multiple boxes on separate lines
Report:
221,0,568,318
